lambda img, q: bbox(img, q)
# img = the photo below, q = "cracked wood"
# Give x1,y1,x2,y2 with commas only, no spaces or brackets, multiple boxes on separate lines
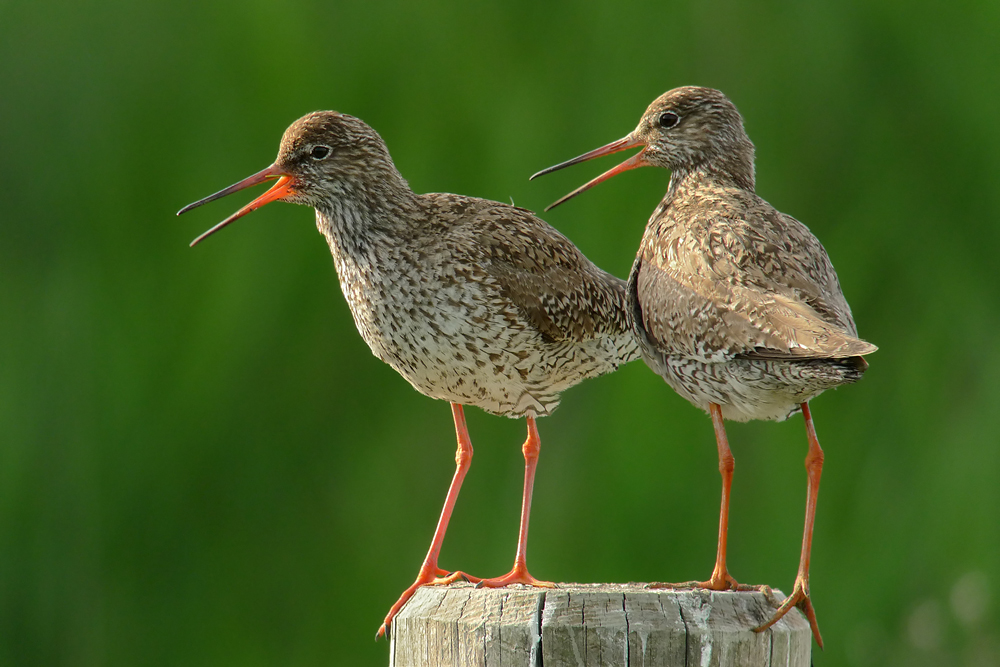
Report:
389,583,810,666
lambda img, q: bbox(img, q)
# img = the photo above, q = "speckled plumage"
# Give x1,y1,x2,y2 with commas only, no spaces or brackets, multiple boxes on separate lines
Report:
631,163,876,421
185,111,638,413
535,86,877,646
625,91,875,422
306,147,638,417
259,112,638,416
179,110,639,638
541,87,875,421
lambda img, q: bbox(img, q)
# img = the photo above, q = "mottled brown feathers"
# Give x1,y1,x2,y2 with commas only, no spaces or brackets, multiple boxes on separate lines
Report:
435,198,632,343
270,112,638,417
635,174,876,363
560,86,878,421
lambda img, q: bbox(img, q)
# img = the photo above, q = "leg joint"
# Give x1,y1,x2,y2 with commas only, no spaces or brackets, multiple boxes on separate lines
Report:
455,440,473,468
805,447,823,470
522,416,541,463
522,438,540,463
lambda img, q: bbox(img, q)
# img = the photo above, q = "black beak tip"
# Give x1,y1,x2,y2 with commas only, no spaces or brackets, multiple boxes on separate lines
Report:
529,166,557,181
177,202,198,216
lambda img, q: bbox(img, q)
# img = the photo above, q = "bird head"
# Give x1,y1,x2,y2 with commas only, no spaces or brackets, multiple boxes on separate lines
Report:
178,111,399,246
531,86,754,210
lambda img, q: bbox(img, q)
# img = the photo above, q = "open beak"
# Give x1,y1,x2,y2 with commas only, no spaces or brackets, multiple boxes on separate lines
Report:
177,164,296,247
530,135,649,211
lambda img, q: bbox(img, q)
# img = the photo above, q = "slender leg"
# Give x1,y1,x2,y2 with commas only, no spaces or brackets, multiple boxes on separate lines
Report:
376,403,482,639
703,402,741,589
650,402,750,591
754,401,825,648
475,415,555,589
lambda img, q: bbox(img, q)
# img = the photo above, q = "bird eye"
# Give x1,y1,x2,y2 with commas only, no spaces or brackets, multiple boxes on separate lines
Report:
658,112,680,129
310,145,331,159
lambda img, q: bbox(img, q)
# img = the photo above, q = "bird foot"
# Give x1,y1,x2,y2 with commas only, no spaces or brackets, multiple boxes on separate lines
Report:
375,565,480,640
647,570,758,592
474,563,555,589
753,575,823,649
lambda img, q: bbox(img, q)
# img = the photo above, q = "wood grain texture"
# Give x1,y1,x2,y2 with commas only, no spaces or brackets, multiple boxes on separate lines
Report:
389,583,810,666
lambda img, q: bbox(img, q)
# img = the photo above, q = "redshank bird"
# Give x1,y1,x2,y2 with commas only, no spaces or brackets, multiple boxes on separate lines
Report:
532,86,876,646
177,111,639,638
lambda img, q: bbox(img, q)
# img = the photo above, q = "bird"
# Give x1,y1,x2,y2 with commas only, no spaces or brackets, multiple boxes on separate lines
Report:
177,111,639,639
531,86,877,647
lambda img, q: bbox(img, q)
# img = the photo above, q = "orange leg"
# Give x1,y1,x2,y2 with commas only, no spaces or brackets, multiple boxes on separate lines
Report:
754,401,825,648
650,402,748,591
703,402,741,590
376,403,482,639
475,415,555,589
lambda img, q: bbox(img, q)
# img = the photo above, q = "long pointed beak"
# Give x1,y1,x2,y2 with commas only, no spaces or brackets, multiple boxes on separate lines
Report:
529,135,649,211
177,164,296,247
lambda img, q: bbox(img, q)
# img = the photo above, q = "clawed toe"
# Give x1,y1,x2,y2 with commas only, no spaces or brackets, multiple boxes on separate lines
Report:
646,570,753,592
753,578,823,649
475,565,555,590
376,566,483,640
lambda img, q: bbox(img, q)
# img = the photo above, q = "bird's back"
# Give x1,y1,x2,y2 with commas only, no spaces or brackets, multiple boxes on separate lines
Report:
633,175,875,365
628,175,875,421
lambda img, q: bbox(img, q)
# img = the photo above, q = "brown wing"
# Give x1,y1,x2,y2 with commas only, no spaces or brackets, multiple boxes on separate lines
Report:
636,190,877,362
481,205,633,343
426,196,633,343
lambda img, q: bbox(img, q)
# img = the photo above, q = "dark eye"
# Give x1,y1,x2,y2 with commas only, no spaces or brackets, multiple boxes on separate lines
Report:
658,112,679,129
310,145,331,159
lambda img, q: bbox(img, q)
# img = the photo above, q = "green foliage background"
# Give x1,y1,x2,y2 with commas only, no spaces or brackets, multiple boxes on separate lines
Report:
2,1,998,665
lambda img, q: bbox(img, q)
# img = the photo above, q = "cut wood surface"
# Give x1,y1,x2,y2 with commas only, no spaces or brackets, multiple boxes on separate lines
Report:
389,583,810,667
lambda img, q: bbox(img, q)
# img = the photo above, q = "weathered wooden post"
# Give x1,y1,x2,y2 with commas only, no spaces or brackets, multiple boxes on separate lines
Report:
389,583,810,666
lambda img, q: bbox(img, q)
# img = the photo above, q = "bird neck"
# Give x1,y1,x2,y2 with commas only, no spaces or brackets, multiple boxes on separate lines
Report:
666,151,756,200
313,170,421,256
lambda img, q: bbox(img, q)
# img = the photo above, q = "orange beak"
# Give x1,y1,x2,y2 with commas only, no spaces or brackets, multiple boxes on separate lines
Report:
177,164,297,247
530,135,649,211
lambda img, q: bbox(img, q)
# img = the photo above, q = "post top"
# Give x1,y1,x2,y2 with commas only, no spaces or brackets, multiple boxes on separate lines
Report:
390,583,811,666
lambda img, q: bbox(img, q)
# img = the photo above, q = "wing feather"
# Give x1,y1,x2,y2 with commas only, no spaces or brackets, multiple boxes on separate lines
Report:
635,188,877,362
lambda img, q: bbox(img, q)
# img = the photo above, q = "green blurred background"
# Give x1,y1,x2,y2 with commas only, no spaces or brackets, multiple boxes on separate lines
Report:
2,1,998,665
